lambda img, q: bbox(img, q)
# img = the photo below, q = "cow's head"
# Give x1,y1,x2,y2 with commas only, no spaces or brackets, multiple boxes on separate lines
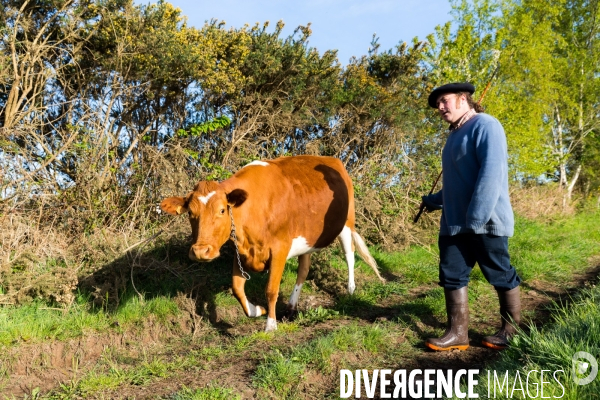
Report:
160,181,248,262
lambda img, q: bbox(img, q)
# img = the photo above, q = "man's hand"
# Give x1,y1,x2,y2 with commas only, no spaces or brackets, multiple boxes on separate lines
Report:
421,196,443,212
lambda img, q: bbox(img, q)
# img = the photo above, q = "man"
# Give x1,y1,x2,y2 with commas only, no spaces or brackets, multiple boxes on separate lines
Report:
421,82,521,351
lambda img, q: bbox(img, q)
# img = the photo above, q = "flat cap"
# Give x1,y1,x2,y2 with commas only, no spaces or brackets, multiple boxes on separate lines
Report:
428,82,475,108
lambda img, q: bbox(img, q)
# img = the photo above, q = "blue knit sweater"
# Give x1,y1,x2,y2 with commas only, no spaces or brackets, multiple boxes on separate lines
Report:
423,113,514,237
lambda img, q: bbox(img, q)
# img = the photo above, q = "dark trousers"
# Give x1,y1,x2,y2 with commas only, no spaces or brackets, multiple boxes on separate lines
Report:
438,234,521,291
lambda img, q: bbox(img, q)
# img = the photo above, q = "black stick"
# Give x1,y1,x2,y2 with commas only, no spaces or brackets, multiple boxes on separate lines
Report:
413,171,442,223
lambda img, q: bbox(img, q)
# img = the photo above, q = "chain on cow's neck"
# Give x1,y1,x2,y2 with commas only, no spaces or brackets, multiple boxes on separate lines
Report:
228,205,250,280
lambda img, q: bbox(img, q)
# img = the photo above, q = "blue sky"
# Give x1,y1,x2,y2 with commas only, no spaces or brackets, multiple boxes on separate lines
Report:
140,0,453,64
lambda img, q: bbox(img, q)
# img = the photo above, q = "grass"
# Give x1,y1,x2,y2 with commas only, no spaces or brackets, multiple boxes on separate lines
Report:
168,383,241,400
373,243,440,286
0,290,181,346
295,306,340,326
471,285,600,399
252,350,306,399
1,210,599,398
50,349,201,397
251,323,402,398
510,213,600,281
22,324,304,397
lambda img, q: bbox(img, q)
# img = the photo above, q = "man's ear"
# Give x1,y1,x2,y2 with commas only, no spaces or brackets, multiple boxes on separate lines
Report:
226,189,248,208
160,196,188,215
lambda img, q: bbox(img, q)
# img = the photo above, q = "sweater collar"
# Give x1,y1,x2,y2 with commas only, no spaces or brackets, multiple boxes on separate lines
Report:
449,108,478,131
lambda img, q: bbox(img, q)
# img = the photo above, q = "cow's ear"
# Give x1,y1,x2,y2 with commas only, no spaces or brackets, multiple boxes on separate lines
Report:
160,196,188,215
226,189,248,208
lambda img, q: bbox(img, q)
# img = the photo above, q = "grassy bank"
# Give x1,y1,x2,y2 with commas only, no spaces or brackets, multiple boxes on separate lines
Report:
473,285,600,399
0,210,599,398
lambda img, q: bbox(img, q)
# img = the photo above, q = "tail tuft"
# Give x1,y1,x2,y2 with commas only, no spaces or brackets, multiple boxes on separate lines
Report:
351,231,386,283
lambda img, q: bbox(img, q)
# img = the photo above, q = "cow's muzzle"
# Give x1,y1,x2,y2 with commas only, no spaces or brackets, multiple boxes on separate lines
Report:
189,244,219,262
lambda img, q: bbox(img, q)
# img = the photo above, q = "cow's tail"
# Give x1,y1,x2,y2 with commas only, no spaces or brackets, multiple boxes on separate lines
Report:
351,231,386,283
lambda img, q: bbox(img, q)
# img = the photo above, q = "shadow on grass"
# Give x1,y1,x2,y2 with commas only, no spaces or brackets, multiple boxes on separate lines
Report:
76,236,278,334
332,283,445,341
75,233,447,338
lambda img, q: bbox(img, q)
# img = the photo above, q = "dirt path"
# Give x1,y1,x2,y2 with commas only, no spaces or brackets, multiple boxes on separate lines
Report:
2,264,598,399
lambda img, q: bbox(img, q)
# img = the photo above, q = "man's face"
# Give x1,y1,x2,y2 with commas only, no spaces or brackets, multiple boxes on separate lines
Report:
436,93,469,124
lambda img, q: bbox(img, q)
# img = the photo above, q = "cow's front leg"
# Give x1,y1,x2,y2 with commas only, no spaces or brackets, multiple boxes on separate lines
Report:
231,261,266,318
264,250,287,332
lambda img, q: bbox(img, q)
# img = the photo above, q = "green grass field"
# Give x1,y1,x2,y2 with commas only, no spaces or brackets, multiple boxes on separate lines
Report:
1,210,599,398
468,285,600,400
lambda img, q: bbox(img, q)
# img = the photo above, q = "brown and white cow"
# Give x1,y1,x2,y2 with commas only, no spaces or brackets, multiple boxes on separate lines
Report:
160,155,384,331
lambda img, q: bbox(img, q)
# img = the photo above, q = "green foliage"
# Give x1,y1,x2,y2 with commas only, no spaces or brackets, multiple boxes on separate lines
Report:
581,130,600,200
176,116,232,138
1,0,436,252
495,0,570,179
2,0,599,264
425,0,550,177
295,306,340,326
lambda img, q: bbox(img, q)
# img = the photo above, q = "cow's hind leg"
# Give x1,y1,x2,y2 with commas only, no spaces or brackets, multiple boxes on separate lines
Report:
338,225,356,295
231,262,266,318
285,253,310,320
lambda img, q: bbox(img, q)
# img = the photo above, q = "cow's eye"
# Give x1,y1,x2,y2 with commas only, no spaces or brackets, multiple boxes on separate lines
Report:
220,208,225,215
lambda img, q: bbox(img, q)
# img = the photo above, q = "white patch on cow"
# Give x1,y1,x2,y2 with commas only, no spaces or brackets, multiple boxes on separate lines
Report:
288,283,303,310
243,160,270,168
338,226,356,295
245,300,264,318
287,236,319,260
198,191,216,205
265,317,278,332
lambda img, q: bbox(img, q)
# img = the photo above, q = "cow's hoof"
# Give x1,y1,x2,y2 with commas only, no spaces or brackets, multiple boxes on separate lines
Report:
283,309,299,322
265,317,278,332
348,282,356,295
246,301,265,318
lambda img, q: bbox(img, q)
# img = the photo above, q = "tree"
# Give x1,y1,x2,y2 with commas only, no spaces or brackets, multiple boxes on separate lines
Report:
1,0,129,198
551,0,600,202
426,0,600,206
499,0,599,202
424,0,555,178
